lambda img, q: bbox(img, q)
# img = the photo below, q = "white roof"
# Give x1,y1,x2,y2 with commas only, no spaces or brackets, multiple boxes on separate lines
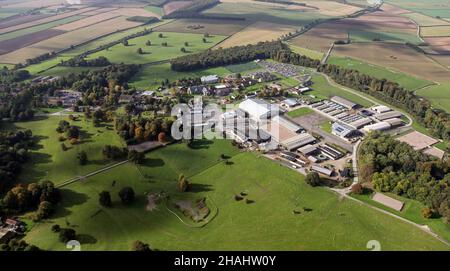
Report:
215,84,228,89
372,105,391,113
364,122,391,131
239,99,272,120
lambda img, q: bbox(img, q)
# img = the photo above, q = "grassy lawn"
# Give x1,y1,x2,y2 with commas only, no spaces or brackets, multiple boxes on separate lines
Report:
22,56,71,75
225,61,262,74
308,74,374,108
130,62,230,89
22,141,449,250
415,83,450,113
328,56,433,91
286,107,314,118
352,192,450,244
320,121,333,134
86,32,226,65
2,116,125,185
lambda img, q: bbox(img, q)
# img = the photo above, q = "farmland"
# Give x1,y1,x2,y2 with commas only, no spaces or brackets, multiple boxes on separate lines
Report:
386,0,450,18
86,31,226,65
153,18,249,36
14,136,448,251
415,83,450,112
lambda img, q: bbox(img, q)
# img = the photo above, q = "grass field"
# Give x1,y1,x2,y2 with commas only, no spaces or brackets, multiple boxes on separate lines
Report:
144,5,165,17
348,29,423,44
286,107,314,118
320,121,333,134
328,56,433,91
402,12,450,26
225,61,262,73
352,192,450,244
415,83,450,112
21,140,449,251
2,115,125,185
386,0,450,18
86,31,226,64
153,18,249,36
22,56,71,75
130,62,230,89
288,44,324,60
308,74,374,108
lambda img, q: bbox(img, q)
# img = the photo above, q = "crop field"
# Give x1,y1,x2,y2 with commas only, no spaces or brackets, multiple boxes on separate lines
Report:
402,12,450,26
0,16,143,64
130,63,230,89
0,7,97,35
421,25,450,37
386,0,450,18
203,1,332,26
163,1,193,15
86,31,226,65
52,13,120,32
430,54,450,68
20,139,449,251
288,44,324,60
214,21,297,48
328,56,433,91
0,13,51,28
0,0,62,9
332,42,450,83
153,18,250,36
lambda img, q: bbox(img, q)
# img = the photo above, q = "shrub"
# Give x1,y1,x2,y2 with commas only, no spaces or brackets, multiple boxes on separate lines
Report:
59,228,76,243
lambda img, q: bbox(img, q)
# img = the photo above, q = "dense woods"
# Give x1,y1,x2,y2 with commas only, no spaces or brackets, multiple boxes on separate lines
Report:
60,56,111,67
359,132,450,224
114,115,173,145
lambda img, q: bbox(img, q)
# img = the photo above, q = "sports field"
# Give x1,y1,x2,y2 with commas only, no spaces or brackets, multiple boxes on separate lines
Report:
20,139,449,250
86,32,226,65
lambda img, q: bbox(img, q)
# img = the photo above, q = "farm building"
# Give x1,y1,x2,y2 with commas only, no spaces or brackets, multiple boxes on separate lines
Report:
188,86,209,95
311,165,333,177
281,98,299,108
280,133,316,151
375,111,403,121
331,96,358,109
239,98,276,121
331,122,361,139
363,122,392,132
319,144,344,160
372,105,392,114
297,144,318,156
385,118,404,127
201,75,219,84
271,116,304,133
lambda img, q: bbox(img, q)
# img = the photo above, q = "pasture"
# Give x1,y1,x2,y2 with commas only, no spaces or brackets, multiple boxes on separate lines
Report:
415,83,450,112
153,18,249,36
328,56,433,91
421,25,450,37
21,140,449,250
386,0,450,18
402,12,450,26
86,31,226,65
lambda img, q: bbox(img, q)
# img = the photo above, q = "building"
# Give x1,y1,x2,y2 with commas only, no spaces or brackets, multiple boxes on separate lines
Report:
331,122,361,139
239,99,274,121
201,75,219,84
140,90,155,97
297,144,318,156
372,105,391,114
319,144,344,160
363,122,391,132
118,94,133,104
311,165,333,177
331,96,358,110
188,86,208,95
385,118,404,127
281,133,316,151
375,111,403,121
281,98,299,108
272,115,304,133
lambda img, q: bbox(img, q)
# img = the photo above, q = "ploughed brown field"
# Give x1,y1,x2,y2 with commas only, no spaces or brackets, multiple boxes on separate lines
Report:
163,1,194,15
333,42,450,83
424,37,450,54
0,7,98,35
0,14,52,29
0,29,65,55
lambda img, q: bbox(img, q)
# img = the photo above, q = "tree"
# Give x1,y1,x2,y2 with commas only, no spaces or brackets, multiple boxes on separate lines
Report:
128,150,145,164
158,33,163,38
158,132,166,143
122,40,129,46
162,42,168,47
99,191,112,207
184,41,189,47
77,151,88,165
305,172,321,187
59,228,76,243
421,207,434,219
146,40,151,46
202,38,207,43
33,201,54,221
137,48,144,54
350,183,364,195
180,47,186,53
118,187,135,205
131,240,152,251
52,224,61,233
178,174,190,192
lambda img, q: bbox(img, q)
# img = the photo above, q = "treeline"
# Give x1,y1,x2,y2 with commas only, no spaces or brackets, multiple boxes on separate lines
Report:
126,16,160,24
170,41,288,71
359,132,450,224
0,130,34,192
0,68,30,83
114,115,173,145
162,0,220,19
0,89,34,121
60,56,111,67
254,0,311,7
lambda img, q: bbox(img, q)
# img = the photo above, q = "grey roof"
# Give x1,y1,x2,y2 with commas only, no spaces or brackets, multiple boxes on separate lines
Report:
331,96,357,109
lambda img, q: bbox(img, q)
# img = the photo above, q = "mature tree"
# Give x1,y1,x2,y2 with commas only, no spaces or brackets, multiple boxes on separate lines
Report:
421,207,434,219
122,40,129,46
350,183,364,195
77,151,88,165
99,191,112,207
158,132,166,143
180,47,186,53
184,42,189,47
158,33,163,38
305,172,321,187
146,40,151,46
137,48,144,54
178,174,190,192
33,201,54,221
131,240,152,251
118,187,135,205
128,150,145,164
59,228,76,243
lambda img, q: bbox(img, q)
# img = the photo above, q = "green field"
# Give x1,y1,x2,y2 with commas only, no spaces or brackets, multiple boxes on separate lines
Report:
2,116,125,185
144,5,165,17
130,62,230,89
348,29,423,45
22,56,71,75
225,61,262,74
286,107,314,118
307,74,374,108
386,0,450,18
415,83,450,112
0,15,85,42
20,138,449,250
320,121,332,134
328,56,433,91
86,32,226,65
288,44,324,60
352,192,450,244
203,2,330,26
